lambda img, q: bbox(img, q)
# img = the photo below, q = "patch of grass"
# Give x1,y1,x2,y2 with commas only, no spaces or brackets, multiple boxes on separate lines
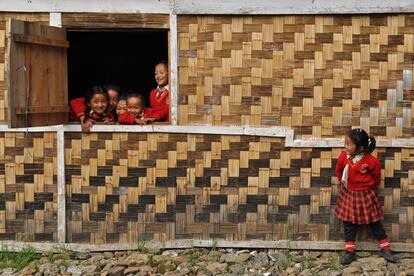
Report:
211,239,217,252
329,252,341,271
0,245,39,272
187,247,203,264
278,250,294,270
45,249,54,263
307,258,316,269
56,243,71,253
137,239,148,253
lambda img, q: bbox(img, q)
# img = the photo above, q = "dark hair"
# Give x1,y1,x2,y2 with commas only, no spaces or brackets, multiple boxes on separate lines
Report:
348,128,376,154
119,93,128,101
155,61,168,69
83,86,109,123
103,83,121,96
126,90,146,108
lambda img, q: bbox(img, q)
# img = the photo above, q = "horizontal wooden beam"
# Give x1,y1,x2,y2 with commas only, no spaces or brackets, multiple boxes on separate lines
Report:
15,105,69,114
13,33,69,48
0,0,413,14
0,239,413,253
1,123,414,148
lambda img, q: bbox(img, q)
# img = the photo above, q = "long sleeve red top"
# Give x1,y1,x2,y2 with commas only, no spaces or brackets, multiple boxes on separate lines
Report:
69,97,87,121
149,88,169,121
118,108,165,124
69,97,114,122
335,151,381,191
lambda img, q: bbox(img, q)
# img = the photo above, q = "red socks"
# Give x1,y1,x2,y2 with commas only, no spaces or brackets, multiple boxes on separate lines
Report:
379,238,391,251
346,239,390,252
345,241,356,252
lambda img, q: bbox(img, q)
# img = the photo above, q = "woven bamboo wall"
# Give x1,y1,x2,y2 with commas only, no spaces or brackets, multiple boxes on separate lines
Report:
0,132,58,242
0,13,49,123
178,15,414,139
64,132,413,244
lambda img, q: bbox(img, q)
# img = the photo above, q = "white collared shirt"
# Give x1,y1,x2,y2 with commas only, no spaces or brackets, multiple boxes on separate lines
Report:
341,153,364,189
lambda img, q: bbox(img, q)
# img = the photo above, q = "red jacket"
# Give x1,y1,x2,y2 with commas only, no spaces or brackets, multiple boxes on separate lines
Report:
69,97,114,122
335,151,381,191
118,108,165,124
69,97,87,121
149,88,169,121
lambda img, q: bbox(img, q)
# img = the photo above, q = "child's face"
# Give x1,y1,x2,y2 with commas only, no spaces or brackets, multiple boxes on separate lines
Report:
107,89,120,112
116,99,127,116
344,136,360,156
88,93,108,115
155,64,168,87
126,96,144,116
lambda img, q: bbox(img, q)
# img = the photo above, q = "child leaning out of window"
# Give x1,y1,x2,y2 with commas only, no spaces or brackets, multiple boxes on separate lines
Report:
69,86,115,132
118,91,165,125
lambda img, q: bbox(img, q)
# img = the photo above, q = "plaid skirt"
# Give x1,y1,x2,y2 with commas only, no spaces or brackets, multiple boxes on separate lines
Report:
335,185,383,225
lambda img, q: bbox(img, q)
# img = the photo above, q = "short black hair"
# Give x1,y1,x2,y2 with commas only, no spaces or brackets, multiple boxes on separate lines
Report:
126,89,146,108
103,83,121,96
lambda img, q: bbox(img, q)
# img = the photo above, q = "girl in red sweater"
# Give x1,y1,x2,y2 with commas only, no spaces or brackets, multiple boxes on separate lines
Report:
336,128,395,265
69,86,114,132
149,61,169,121
118,92,165,125
70,84,120,125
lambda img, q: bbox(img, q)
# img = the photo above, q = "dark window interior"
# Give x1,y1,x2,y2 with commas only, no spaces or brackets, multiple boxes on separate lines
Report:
67,29,168,105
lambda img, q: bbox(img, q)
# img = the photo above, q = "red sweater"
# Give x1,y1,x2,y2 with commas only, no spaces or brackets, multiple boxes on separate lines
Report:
69,97,114,122
118,108,165,124
335,151,381,191
149,88,169,121
69,97,87,121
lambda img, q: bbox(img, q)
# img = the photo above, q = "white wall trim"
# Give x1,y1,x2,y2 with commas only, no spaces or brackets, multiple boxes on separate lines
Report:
56,125,66,243
169,13,178,125
0,239,412,253
0,0,171,14
49,12,62,27
173,0,414,14
1,123,414,148
0,0,412,14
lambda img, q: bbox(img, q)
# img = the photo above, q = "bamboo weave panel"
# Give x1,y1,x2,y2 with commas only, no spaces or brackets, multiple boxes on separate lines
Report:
0,132,58,242
65,132,414,244
178,15,414,139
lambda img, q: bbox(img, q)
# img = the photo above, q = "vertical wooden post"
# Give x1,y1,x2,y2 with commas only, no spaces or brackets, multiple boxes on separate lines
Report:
169,13,178,125
56,125,66,243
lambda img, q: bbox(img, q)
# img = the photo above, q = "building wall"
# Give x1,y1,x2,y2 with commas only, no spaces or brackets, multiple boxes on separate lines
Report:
0,13,412,244
0,132,57,242
63,132,414,243
177,15,414,140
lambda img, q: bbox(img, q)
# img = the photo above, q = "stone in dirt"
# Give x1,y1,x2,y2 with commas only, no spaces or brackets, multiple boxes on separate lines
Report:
157,261,177,274
205,262,228,275
107,266,125,276
219,253,236,263
123,266,140,275
66,264,99,276
299,269,313,276
103,252,114,259
162,250,180,257
342,266,362,276
19,263,37,276
235,253,250,263
123,252,150,266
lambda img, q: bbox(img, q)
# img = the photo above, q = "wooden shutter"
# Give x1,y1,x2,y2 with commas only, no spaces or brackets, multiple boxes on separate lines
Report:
7,19,69,128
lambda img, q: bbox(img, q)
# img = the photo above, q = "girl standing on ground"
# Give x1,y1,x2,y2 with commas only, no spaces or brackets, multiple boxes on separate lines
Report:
335,128,396,265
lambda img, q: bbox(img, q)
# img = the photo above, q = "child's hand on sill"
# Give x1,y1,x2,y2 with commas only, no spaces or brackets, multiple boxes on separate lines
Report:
80,116,95,133
103,118,114,124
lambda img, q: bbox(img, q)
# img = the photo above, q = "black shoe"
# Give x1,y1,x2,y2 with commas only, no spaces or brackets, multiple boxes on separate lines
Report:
340,251,357,265
379,250,397,263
